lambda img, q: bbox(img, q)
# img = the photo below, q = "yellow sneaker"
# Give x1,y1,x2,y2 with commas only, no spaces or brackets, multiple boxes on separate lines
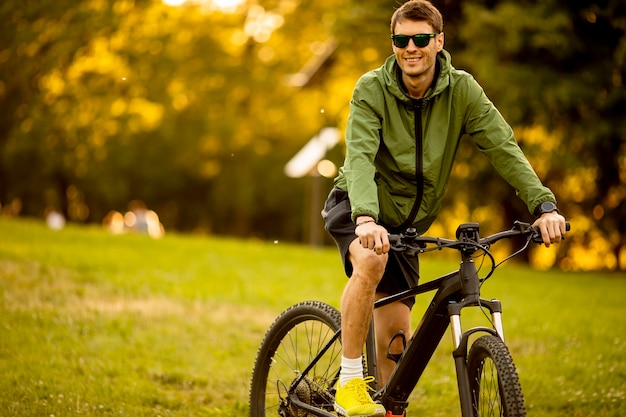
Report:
334,376,385,417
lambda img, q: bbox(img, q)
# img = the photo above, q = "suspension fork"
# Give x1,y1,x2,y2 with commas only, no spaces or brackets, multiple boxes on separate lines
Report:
449,296,504,417
449,298,505,349
448,246,507,416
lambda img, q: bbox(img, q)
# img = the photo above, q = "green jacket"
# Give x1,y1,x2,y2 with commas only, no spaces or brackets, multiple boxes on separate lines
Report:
334,50,556,233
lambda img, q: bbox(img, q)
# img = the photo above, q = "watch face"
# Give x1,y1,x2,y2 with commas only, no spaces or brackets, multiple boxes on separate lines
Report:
541,202,556,213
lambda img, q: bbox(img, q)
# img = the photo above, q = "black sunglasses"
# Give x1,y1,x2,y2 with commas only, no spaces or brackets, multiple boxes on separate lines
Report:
391,33,438,48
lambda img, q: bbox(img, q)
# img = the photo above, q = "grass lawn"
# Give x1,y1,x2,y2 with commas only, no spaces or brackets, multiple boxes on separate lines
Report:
1,217,625,416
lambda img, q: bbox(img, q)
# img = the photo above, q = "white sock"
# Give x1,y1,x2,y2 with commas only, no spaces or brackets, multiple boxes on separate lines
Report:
340,356,363,387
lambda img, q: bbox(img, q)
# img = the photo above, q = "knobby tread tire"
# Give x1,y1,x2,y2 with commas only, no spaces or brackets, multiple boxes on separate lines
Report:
249,300,342,417
467,335,526,417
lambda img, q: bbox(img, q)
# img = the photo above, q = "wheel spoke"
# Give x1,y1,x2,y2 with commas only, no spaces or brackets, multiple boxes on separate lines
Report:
468,335,525,417
250,302,343,417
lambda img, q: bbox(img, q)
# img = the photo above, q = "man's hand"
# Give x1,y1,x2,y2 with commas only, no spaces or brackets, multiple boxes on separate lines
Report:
355,217,390,255
532,211,567,247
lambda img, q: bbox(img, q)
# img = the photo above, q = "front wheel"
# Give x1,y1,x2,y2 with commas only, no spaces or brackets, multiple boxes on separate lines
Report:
467,335,526,417
249,301,343,417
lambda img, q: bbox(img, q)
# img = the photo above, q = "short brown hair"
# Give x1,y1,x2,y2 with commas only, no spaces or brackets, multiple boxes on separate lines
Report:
390,0,444,34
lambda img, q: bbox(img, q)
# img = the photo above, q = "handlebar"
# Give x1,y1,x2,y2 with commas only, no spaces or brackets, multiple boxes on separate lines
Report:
389,221,571,254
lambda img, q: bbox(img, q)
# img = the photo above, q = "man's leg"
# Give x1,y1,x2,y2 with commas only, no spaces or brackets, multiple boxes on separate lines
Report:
335,239,387,417
372,250,418,384
340,240,387,361
373,297,411,385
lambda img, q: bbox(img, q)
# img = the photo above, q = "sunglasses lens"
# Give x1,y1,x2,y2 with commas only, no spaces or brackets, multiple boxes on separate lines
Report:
393,35,410,48
413,35,431,47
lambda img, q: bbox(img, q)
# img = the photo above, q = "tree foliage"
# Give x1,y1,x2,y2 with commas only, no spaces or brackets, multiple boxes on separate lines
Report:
447,0,626,270
0,0,624,270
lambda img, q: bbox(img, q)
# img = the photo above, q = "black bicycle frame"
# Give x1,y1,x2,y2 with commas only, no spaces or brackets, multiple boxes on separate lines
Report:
373,247,503,416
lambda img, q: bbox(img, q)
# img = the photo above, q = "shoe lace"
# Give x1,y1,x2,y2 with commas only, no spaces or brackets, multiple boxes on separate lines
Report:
350,376,377,404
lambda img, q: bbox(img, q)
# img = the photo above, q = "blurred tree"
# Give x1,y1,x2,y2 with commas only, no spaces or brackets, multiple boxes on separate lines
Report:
0,0,624,269
0,0,344,240
447,0,626,269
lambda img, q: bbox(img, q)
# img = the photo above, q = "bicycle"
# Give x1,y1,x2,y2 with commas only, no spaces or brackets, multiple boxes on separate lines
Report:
249,220,570,417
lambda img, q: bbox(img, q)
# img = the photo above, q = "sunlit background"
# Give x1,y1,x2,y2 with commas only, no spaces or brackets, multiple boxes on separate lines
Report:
163,0,244,10
0,0,625,270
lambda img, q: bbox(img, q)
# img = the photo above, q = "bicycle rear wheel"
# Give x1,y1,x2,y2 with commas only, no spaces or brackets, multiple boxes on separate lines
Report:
249,300,342,417
467,335,526,417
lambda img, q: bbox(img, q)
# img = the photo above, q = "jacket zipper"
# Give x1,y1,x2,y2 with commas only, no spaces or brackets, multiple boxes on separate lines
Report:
395,99,424,232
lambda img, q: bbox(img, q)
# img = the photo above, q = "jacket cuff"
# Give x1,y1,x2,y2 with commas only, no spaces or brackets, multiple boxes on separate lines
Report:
351,211,379,224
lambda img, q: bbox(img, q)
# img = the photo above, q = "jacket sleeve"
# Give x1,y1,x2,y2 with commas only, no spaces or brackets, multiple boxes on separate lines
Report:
343,76,384,222
462,77,556,214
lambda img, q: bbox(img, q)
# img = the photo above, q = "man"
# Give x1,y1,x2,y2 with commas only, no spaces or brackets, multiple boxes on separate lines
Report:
321,1,567,416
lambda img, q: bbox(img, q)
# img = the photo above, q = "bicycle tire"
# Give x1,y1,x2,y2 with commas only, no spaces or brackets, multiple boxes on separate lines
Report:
249,300,342,417
467,335,526,417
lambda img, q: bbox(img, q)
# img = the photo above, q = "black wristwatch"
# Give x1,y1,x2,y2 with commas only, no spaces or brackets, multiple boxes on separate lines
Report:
535,201,559,216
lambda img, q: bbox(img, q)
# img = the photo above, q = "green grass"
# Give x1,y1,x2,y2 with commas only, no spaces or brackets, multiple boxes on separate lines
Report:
1,217,625,416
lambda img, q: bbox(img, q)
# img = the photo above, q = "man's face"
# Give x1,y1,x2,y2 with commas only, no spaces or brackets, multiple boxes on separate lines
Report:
392,19,444,80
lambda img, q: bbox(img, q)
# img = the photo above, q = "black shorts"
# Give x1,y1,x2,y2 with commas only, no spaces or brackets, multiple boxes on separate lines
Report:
321,188,419,309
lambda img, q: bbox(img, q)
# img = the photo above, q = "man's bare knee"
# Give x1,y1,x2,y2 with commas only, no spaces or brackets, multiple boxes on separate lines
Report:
350,241,388,279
